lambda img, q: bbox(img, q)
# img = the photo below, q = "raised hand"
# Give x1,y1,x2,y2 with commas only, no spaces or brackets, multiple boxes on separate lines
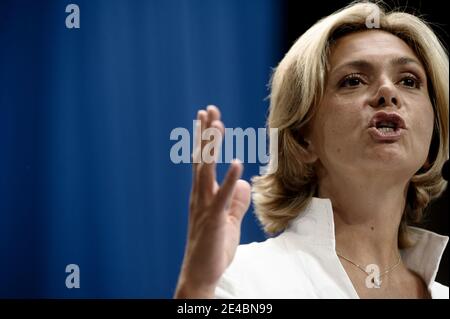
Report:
174,105,251,298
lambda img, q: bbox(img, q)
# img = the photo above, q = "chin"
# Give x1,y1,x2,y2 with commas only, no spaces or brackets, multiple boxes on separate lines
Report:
366,144,409,162
365,157,421,177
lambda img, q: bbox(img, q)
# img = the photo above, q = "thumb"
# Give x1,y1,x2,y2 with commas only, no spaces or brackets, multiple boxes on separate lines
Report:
228,179,251,221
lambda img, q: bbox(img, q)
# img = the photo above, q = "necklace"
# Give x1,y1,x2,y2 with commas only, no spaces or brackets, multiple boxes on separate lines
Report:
336,251,402,288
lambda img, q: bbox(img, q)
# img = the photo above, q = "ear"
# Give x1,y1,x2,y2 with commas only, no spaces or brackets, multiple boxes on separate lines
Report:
297,127,319,164
300,137,319,164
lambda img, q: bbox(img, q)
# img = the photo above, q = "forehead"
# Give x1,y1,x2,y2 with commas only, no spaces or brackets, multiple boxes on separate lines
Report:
328,30,422,68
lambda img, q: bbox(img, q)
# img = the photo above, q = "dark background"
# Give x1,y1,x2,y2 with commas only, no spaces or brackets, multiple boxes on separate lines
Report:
0,0,447,297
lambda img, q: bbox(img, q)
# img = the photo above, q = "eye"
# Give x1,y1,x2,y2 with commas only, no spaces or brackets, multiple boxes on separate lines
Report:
399,75,421,89
340,74,365,88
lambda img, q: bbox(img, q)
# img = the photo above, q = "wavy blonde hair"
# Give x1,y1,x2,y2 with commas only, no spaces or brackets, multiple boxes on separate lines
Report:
252,1,449,248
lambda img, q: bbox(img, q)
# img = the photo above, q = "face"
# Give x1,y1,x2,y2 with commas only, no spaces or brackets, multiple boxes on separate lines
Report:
306,30,434,181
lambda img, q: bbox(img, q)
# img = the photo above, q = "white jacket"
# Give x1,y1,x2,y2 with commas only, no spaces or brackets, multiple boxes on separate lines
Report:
215,197,449,299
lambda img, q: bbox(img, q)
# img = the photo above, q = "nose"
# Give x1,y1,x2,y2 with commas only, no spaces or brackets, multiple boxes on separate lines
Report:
370,82,400,109
377,95,397,107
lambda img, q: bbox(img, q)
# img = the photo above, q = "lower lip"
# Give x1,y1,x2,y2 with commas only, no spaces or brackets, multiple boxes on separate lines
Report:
368,127,403,142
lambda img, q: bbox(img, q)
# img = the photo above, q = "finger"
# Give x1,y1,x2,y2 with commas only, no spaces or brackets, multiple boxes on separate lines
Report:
228,179,251,222
214,159,243,212
211,120,225,136
202,106,220,164
210,120,224,162
192,106,221,180
206,105,221,126
199,110,208,160
191,110,204,197
195,110,208,196
192,110,202,175
213,181,219,194
198,120,224,197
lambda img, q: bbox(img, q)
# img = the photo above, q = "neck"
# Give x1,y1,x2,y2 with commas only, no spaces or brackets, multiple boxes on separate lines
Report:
317,168,409,269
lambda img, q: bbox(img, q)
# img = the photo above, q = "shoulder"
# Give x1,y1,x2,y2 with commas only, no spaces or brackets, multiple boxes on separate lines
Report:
215,232,316,298
430,281,449,299
215,235,289,298
234,235,288,263
227,231,302,276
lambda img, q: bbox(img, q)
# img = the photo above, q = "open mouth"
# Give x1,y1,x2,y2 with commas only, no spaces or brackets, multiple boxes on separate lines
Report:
368,112,406,142
374,121,400,135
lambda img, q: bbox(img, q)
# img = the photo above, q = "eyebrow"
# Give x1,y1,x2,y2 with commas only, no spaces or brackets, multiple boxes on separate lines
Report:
331,56,423,74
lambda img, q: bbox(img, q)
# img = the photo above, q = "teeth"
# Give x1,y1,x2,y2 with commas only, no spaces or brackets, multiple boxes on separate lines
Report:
377,121,396,128
378,127,395,133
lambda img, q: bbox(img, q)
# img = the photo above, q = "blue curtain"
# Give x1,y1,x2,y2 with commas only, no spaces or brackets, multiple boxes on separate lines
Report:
0,0,282,297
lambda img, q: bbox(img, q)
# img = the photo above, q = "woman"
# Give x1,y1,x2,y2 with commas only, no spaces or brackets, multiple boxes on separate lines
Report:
175,1,449,298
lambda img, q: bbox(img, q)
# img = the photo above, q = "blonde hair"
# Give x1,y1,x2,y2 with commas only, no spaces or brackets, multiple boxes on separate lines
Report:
252,0,449,248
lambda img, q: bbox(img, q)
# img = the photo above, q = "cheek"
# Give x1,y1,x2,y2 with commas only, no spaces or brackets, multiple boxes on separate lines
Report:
412,104,434,153
315,102,361,158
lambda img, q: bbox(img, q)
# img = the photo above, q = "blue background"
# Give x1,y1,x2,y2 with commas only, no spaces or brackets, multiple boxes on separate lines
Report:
0,0,282,297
